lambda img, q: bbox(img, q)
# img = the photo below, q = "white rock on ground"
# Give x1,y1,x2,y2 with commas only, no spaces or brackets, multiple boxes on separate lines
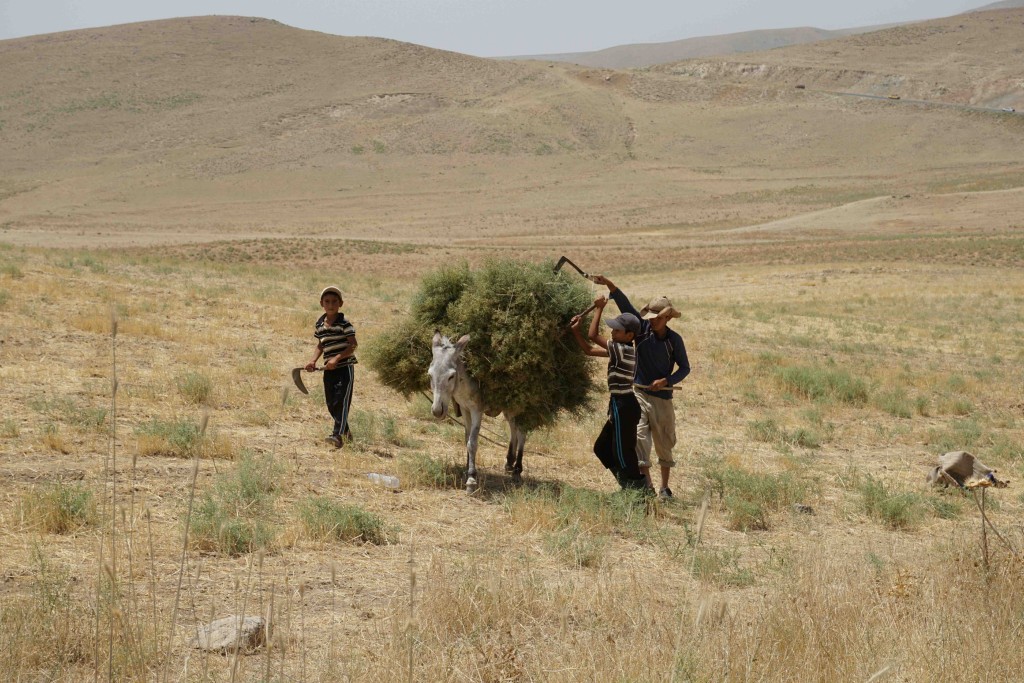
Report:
192,616,267,654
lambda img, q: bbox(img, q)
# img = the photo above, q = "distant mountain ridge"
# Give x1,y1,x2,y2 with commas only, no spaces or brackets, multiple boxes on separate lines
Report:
510,25,889,68
969,0,1024,10
509,0,1023,69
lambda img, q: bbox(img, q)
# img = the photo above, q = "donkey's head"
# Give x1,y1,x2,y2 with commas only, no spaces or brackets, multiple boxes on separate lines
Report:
428,332,470,419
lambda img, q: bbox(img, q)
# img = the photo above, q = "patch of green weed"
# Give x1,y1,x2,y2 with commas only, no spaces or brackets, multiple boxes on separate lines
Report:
856,475,923,530
30,396,107,429
775,363,869,405
702,462,811,531
21,482,97,534
1,419,18,438
175,371,214,406
298,496,391,544
397,452,461,489
691,547,755,587
189,452,281,555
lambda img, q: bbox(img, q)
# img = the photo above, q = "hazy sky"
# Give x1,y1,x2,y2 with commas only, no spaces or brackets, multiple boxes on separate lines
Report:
0,0,978,57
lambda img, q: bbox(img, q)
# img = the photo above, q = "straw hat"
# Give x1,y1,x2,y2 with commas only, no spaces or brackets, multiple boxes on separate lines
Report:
639,296,680,320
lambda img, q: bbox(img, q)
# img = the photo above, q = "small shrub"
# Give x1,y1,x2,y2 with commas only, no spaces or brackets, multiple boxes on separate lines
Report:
0,262,23,278
501,483,651,549
189,452,281,555
725,496,769,531
346,409,411,449
136,418,203,457
927,418,983,453
1,419,18,438
990,434,1024,462
191,511,274,556
176,371,214,405
914,395,930,416
40,423,70,453
857,475,923,530
702,462,810,531
30,396,107,429
775,364,869,405
874,388,913,418
397,452,461,489
944,398,974,416
243,343,269,358
0,551,96,674
748,418,783,443
749,418,823,449
691,547,755,587
787,427,821,449
78,255,106,274
925,493,963,520
298,497,390,544
544,523,605,568
21,482,97,533
243,409,272,427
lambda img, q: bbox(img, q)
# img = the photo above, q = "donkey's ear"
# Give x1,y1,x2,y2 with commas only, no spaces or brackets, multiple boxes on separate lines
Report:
432,331,443,348
455,334,471,352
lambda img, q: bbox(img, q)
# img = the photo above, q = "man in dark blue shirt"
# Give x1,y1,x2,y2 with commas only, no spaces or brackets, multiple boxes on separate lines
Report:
594,275,690,498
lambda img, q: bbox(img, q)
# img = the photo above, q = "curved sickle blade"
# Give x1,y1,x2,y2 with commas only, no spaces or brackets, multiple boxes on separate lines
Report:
553,255,596,281
291,367,309,395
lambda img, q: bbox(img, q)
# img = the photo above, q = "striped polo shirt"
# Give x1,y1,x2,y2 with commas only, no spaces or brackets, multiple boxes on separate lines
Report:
607,341,637,396
315,313,357,367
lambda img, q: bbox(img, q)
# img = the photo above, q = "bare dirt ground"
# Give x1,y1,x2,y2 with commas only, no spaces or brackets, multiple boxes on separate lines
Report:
2,10,1024,683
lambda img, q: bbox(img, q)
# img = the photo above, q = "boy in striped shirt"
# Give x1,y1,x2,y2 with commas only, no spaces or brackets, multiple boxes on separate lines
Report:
570,296,646,491
305,286,358,448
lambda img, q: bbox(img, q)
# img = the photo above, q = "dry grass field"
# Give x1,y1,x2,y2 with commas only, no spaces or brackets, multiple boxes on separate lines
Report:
2,8,1024,683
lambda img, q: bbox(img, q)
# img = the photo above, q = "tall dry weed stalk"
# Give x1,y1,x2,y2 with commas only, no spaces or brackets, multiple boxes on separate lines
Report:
162,413,205,683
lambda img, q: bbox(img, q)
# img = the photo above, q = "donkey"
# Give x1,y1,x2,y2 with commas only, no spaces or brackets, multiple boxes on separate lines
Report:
428,332,526,492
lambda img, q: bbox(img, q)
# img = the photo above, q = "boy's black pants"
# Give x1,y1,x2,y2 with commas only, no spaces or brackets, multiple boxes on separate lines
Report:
323,365,355,438
593,392,644,487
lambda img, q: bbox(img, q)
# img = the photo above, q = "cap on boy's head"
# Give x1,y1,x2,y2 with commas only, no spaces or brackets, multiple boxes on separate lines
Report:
605,312,641,335
640,296,681,320
320,286,344,302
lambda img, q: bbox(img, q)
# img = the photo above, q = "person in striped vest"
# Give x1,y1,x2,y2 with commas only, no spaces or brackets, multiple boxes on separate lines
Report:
570,296,647,491
305,286,358,448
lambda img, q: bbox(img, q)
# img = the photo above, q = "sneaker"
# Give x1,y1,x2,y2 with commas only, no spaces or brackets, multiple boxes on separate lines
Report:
325,435,343,448
659,487,674,500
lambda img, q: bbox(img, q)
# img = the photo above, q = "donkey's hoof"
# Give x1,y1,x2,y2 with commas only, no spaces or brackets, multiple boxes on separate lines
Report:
465,477,478,493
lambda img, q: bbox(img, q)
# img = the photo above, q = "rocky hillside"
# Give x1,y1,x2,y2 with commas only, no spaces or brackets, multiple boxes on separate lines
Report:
656,10,1024,108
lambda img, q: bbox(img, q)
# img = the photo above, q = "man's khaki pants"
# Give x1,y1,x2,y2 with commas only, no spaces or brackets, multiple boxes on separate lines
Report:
634,390,676,468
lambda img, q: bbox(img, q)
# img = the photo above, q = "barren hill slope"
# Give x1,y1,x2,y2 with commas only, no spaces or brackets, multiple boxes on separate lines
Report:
660,9,1024,109
1,13,1023,246
0,17,553,166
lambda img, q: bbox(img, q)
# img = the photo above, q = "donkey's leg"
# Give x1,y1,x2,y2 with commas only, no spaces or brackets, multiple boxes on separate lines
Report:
465,408,482,492
504,416,525,480
512,424,525,478
504,415,517,474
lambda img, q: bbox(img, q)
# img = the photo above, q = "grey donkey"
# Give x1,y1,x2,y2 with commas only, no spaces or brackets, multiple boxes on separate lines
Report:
428,332,526,492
